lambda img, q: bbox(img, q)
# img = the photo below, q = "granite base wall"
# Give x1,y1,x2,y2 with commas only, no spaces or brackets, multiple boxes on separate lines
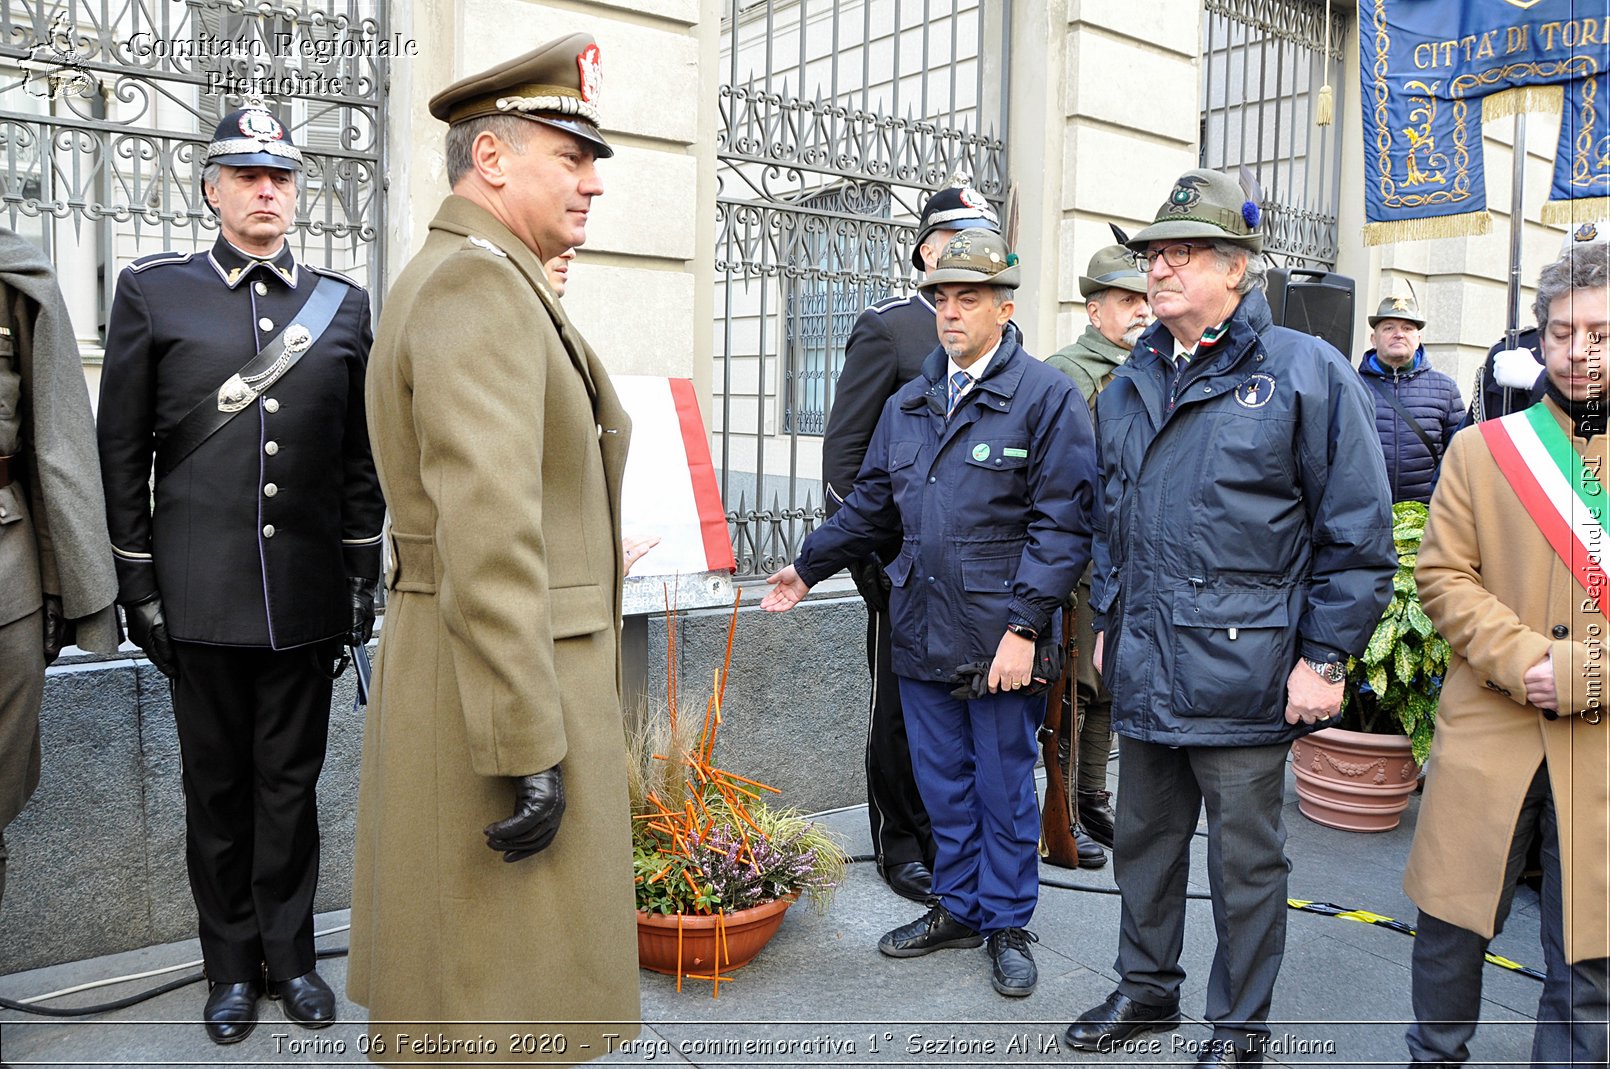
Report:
0,593,868,973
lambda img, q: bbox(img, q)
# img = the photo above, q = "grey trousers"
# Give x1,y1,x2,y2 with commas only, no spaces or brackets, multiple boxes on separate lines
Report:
1408,765,1610,1067
1112,736,1292,1053
0,607,44,911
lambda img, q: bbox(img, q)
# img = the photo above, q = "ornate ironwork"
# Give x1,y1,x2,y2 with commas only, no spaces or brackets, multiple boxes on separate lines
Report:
1202,0,1348,270
716,0,1008,577
0,0,388,328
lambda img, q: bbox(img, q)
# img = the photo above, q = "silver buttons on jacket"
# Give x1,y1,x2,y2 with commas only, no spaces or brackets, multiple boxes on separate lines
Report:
265,441,279,456
258,317,274,332
262,524,276,538
254,282,269,296
264,398,279,413
264,483,279,498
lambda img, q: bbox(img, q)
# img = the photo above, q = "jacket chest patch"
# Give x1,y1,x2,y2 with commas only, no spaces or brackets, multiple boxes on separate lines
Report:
1235,373,1277,409
972,442,991,461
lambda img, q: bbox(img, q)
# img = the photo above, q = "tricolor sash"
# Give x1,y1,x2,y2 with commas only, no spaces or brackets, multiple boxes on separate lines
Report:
1480,406,1610,615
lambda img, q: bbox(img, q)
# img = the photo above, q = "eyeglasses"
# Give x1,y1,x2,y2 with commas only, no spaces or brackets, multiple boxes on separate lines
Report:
1134,242,1206,272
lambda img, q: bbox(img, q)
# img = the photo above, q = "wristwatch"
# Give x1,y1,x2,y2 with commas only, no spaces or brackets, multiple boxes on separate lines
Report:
1005,623,1038,641
1303,657,1347,684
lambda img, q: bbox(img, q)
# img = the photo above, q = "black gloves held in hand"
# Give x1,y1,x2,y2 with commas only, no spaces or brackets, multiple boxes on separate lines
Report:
43,594,67,665
484,766,566,863
348,577,377,646
948,638,1066,701
125,596,178,678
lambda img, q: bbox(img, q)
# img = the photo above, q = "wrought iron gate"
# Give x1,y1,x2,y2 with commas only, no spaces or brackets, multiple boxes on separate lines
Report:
0,0,388,343
1201,0,1348,269
715,0,1010,577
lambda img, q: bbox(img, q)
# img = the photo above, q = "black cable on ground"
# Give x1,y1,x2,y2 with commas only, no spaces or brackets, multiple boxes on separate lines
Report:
0,947,349,1018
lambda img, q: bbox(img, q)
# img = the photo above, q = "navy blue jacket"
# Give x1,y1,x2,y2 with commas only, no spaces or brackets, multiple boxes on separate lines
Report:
97,238,384,648
796,328,1099,683
1356,349,1464,504
1090,288,1395,746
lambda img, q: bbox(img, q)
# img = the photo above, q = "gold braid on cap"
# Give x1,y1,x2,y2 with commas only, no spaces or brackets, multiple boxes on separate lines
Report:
206,138,305,164
486,82,599,125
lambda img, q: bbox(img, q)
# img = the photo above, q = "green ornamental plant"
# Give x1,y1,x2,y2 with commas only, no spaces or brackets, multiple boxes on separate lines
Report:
1338,500,1451,765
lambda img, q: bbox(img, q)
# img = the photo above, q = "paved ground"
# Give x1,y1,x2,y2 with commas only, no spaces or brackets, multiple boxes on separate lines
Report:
0,760,1548,1068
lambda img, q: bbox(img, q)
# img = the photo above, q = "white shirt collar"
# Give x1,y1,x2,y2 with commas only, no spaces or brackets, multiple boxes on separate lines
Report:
948,335,1004,392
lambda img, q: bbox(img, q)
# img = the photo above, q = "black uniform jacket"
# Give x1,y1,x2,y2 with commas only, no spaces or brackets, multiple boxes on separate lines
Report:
97,237,383,648
822,291,938,517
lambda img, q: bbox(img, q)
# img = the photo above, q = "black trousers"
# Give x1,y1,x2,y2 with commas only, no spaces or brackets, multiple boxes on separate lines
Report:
1113,737,1292,1052
172,640,336,983
864,605,934,871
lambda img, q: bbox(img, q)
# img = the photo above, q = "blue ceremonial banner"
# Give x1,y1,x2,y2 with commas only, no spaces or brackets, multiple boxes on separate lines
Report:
1362,0,1610,245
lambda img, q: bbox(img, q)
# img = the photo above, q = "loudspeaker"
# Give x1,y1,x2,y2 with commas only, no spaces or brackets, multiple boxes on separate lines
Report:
1266,267,1355,358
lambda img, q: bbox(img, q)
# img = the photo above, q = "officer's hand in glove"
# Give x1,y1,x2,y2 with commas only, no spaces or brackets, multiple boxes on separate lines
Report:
347,577,377,646
125,596,178,678
43,594,67,665
484,766,566,863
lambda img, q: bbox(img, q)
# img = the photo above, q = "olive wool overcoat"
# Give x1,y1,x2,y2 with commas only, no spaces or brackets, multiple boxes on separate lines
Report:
348,195,640,1062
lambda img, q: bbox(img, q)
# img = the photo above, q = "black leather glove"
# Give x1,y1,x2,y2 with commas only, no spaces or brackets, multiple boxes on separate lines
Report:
846,556,893,615
125,596,178,678
484,766,566,863
347,577,377,646
42,594,67,665
948,640,1066,701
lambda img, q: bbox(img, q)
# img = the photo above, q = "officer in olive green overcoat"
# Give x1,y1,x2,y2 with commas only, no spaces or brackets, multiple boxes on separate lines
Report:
348,34,640,1064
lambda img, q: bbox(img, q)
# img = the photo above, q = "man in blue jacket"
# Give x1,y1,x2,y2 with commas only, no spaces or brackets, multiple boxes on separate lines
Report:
1063,169,1395,1066
763,229,1098,999
1356,291,1463,503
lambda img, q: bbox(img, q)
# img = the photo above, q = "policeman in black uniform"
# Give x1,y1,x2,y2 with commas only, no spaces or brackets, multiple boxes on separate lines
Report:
820,178,1001,902
96,99,383,1045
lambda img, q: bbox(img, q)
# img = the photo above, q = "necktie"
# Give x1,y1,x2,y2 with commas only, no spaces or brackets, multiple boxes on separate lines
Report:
947,370,973,419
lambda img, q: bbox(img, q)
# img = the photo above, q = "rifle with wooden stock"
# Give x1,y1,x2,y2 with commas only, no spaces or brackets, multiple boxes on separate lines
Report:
1038,613,1082,868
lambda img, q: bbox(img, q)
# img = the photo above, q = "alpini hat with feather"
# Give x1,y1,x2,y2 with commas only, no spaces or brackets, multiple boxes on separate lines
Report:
920,228,1021,292
429,32,613,159
205,96,303,171
1126,167,1264,253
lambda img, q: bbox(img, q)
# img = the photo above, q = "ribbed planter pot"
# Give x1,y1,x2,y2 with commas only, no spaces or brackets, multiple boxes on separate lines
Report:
636,894,796,977
1290,726,1420,832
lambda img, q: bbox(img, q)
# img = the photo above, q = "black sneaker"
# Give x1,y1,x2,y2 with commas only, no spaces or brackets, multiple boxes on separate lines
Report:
878,903,984,957
987,928,1039,996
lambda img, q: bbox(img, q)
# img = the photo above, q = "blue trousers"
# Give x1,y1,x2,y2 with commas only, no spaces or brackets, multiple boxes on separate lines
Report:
1408,765,1610,1067
896,676,1043,933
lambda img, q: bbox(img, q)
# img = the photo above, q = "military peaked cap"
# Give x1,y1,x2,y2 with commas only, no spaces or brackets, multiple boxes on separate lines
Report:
429,32,613,158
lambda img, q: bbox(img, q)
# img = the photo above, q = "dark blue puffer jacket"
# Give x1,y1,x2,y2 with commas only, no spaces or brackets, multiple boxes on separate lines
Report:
1357,350,1464,504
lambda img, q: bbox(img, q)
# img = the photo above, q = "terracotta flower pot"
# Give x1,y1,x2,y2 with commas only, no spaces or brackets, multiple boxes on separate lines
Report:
636,894,796,976
1290,726,1419,832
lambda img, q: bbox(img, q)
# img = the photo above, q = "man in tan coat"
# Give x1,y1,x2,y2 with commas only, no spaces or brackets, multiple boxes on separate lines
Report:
1406,240,1610,1066
349,33,640,1063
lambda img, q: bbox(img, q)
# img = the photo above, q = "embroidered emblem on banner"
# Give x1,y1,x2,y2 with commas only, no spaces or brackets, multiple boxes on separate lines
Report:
1235,373,1277,409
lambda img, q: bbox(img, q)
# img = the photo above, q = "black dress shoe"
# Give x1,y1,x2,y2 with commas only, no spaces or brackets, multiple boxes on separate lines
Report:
1193,1040,1263,1066
203,979,262,1045
1074,823,1107,868
987,928,1039,997
881,860,934,903
878,903,984,957
1079,789,1116,849
1064,990,1181,1051
267,969,336,1028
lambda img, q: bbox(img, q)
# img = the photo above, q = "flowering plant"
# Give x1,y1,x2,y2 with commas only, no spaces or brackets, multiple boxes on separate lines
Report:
627,593,847,916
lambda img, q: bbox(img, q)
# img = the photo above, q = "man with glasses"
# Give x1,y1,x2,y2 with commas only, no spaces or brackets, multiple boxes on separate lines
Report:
1063,168,1394,1067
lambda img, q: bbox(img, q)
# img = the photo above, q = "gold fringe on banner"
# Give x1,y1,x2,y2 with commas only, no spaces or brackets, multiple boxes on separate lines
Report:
1482,84,1564,123
1362,211,1492,247
1541,197,1610,225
